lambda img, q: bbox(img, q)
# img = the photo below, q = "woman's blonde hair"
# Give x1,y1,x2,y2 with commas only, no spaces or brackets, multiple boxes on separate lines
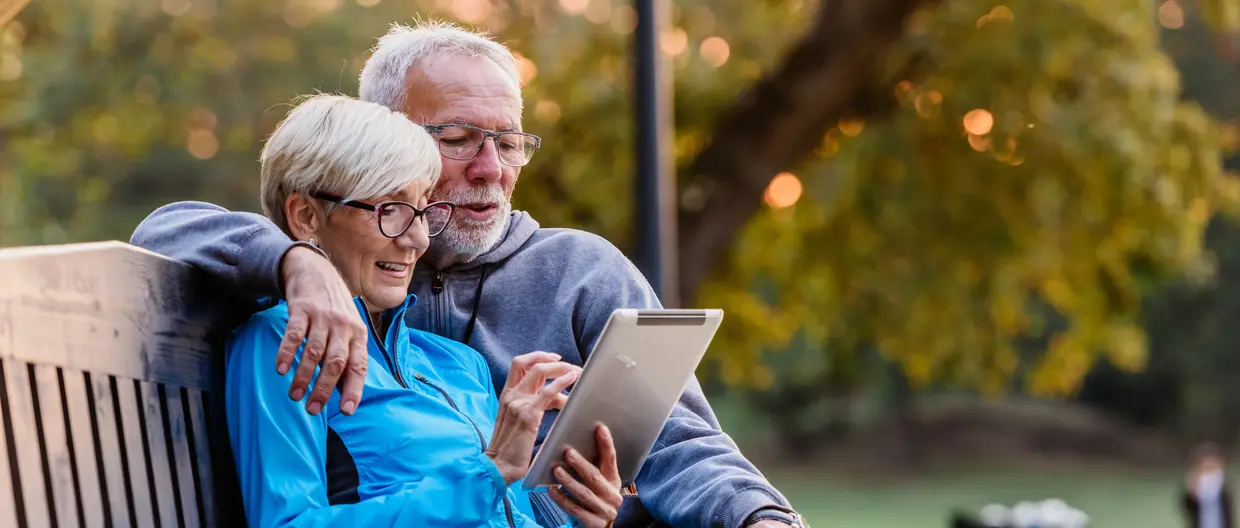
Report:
259,93,441,236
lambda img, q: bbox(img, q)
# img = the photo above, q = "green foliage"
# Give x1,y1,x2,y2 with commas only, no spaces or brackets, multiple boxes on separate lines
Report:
702,0,1239,395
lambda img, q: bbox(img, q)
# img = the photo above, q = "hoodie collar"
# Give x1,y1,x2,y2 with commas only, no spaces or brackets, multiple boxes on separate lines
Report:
436,210,539,272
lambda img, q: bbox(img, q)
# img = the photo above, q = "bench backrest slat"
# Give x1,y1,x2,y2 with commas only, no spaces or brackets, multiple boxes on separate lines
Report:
0,241,241,527
60,368,105,528
2,359,52,527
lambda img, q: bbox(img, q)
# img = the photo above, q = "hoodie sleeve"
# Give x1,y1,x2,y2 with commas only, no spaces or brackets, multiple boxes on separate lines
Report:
225,311,510,528
130,201,296,299
574,250,793,528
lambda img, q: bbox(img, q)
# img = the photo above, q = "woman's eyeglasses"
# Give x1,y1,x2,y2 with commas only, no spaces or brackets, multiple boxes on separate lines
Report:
310,192,455,238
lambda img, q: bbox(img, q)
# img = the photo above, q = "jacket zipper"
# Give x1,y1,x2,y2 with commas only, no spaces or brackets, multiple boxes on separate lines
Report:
361,301,408,388
413,372,516,528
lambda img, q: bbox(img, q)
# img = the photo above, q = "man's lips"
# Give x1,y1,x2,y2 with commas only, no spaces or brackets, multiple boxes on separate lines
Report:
457,203,498,220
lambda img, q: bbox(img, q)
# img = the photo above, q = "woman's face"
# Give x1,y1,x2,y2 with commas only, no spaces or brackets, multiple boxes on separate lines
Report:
316,181,433,312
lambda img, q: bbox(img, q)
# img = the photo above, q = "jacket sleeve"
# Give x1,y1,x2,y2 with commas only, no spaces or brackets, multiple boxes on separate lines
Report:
574,251,792,528
130,200,296,299
226,313,510,528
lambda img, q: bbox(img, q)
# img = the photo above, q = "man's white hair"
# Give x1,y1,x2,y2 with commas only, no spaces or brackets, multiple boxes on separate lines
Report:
259,94,442,236
359,19,523,113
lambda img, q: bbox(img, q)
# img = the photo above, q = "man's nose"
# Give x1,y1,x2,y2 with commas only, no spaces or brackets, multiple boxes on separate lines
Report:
466,139,503,184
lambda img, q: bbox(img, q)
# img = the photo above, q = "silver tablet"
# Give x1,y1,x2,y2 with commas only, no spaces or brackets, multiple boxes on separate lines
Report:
521,308,724,490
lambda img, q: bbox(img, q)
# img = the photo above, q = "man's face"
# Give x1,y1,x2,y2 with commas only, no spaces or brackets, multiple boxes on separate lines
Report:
402,53,524,263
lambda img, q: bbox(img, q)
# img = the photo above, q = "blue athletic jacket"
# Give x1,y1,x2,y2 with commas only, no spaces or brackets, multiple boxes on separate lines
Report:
224,295,569,527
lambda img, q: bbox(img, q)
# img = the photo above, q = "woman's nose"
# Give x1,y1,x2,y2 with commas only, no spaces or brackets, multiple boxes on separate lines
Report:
398,218,431,251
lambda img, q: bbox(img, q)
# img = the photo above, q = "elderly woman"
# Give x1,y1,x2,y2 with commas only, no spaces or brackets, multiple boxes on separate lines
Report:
225,94,622,527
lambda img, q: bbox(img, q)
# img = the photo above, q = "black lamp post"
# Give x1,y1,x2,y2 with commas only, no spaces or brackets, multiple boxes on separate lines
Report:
632,0,679,307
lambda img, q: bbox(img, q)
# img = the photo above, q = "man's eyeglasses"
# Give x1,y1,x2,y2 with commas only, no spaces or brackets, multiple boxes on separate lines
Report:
422,123,541,167
310,192,456,238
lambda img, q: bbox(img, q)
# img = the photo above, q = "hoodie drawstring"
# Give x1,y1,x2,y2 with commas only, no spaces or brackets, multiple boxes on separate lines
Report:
461,264,490,345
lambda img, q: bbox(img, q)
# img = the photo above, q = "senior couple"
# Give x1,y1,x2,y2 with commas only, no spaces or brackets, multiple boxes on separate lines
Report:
132,20,807,528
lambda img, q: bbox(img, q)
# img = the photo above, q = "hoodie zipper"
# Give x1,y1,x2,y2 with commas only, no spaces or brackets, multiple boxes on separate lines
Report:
413,372,517,528
431,271,447,337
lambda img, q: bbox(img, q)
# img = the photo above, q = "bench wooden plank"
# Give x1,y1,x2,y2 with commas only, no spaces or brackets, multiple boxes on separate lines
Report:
188,388,217,527
0,242,222,390
141,381,180,528
116,378,156,527
62,369,104,528
166,386,201,528
91,373,132,527
3,359,52,527
32,364,80,527
0,364,16,528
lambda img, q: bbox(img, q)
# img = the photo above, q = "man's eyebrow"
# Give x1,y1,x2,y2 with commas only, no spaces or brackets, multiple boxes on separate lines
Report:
439,117,521,132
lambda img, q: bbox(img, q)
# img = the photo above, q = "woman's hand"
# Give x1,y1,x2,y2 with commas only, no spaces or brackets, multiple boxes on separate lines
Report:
486,352,581,485
548,424,624,528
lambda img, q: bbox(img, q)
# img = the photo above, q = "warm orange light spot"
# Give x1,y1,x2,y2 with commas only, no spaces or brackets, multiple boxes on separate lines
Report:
660,28,688,56
989,5,1014,21
915,90,943,117
453,0,491,23
765,173,803,208
534,100,561,124
584,0,611,24
838,119,865,137
894,80,914,98
188,129,220,160
559,0,588,13
967,133,991,152
699,37,730,67
512,52,538,85
1159,1,1184,29
963,109,994,135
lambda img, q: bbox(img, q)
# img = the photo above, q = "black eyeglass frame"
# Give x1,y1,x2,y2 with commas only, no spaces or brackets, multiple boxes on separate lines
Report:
310,191,456,238
421,123,542,167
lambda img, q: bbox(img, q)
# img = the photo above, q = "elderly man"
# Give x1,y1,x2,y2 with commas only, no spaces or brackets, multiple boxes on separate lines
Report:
131,20,805,528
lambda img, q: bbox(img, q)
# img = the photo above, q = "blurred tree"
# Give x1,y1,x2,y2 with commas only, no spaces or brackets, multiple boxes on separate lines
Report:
697,0,1239,398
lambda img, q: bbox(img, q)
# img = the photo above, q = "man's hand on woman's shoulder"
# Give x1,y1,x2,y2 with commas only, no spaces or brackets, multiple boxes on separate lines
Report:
276,245,370,416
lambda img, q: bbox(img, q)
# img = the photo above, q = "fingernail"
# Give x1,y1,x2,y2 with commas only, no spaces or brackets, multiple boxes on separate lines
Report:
307,401,322,415
277,363,289,375
291,388,305,401
566,448,579,461
342,400,357,415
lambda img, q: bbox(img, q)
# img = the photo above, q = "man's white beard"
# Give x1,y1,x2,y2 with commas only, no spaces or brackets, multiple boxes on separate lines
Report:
432,185,511,264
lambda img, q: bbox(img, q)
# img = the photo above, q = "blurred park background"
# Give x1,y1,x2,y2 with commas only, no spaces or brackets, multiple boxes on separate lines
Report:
7,0,1240,525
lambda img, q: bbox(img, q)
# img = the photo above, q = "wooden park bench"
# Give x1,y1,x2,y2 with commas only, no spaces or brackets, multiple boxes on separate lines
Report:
0,241,246,527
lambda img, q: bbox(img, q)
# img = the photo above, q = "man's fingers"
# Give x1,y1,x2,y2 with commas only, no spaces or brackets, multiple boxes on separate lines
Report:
338,337,368,415
548,485,592,524
290,320,329,402
595,424,621,485
504,352,562,391
275,312,308,376
564,448,617,507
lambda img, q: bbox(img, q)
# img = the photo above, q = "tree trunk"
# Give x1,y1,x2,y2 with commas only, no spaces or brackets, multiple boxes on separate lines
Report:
676,0,935,302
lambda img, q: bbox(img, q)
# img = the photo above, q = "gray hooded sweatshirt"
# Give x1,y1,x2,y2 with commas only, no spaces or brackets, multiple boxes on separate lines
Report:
130,201,792,528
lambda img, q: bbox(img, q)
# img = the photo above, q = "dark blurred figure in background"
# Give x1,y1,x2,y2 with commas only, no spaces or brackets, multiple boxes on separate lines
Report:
1182,442,1234,528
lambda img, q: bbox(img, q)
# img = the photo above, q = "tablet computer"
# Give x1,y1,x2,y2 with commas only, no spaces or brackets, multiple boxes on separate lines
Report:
521,308,723,490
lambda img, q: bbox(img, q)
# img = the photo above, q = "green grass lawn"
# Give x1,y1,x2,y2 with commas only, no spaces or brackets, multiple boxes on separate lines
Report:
766,467,1198,527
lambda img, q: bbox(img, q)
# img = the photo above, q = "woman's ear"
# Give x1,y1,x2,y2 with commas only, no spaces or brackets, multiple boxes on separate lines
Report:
284,192,322,241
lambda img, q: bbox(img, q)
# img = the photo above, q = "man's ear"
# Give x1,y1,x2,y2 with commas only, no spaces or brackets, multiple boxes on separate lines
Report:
284,192,322,241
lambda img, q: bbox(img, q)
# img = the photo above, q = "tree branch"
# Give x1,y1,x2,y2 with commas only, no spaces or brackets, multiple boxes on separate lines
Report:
676,0,935,302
